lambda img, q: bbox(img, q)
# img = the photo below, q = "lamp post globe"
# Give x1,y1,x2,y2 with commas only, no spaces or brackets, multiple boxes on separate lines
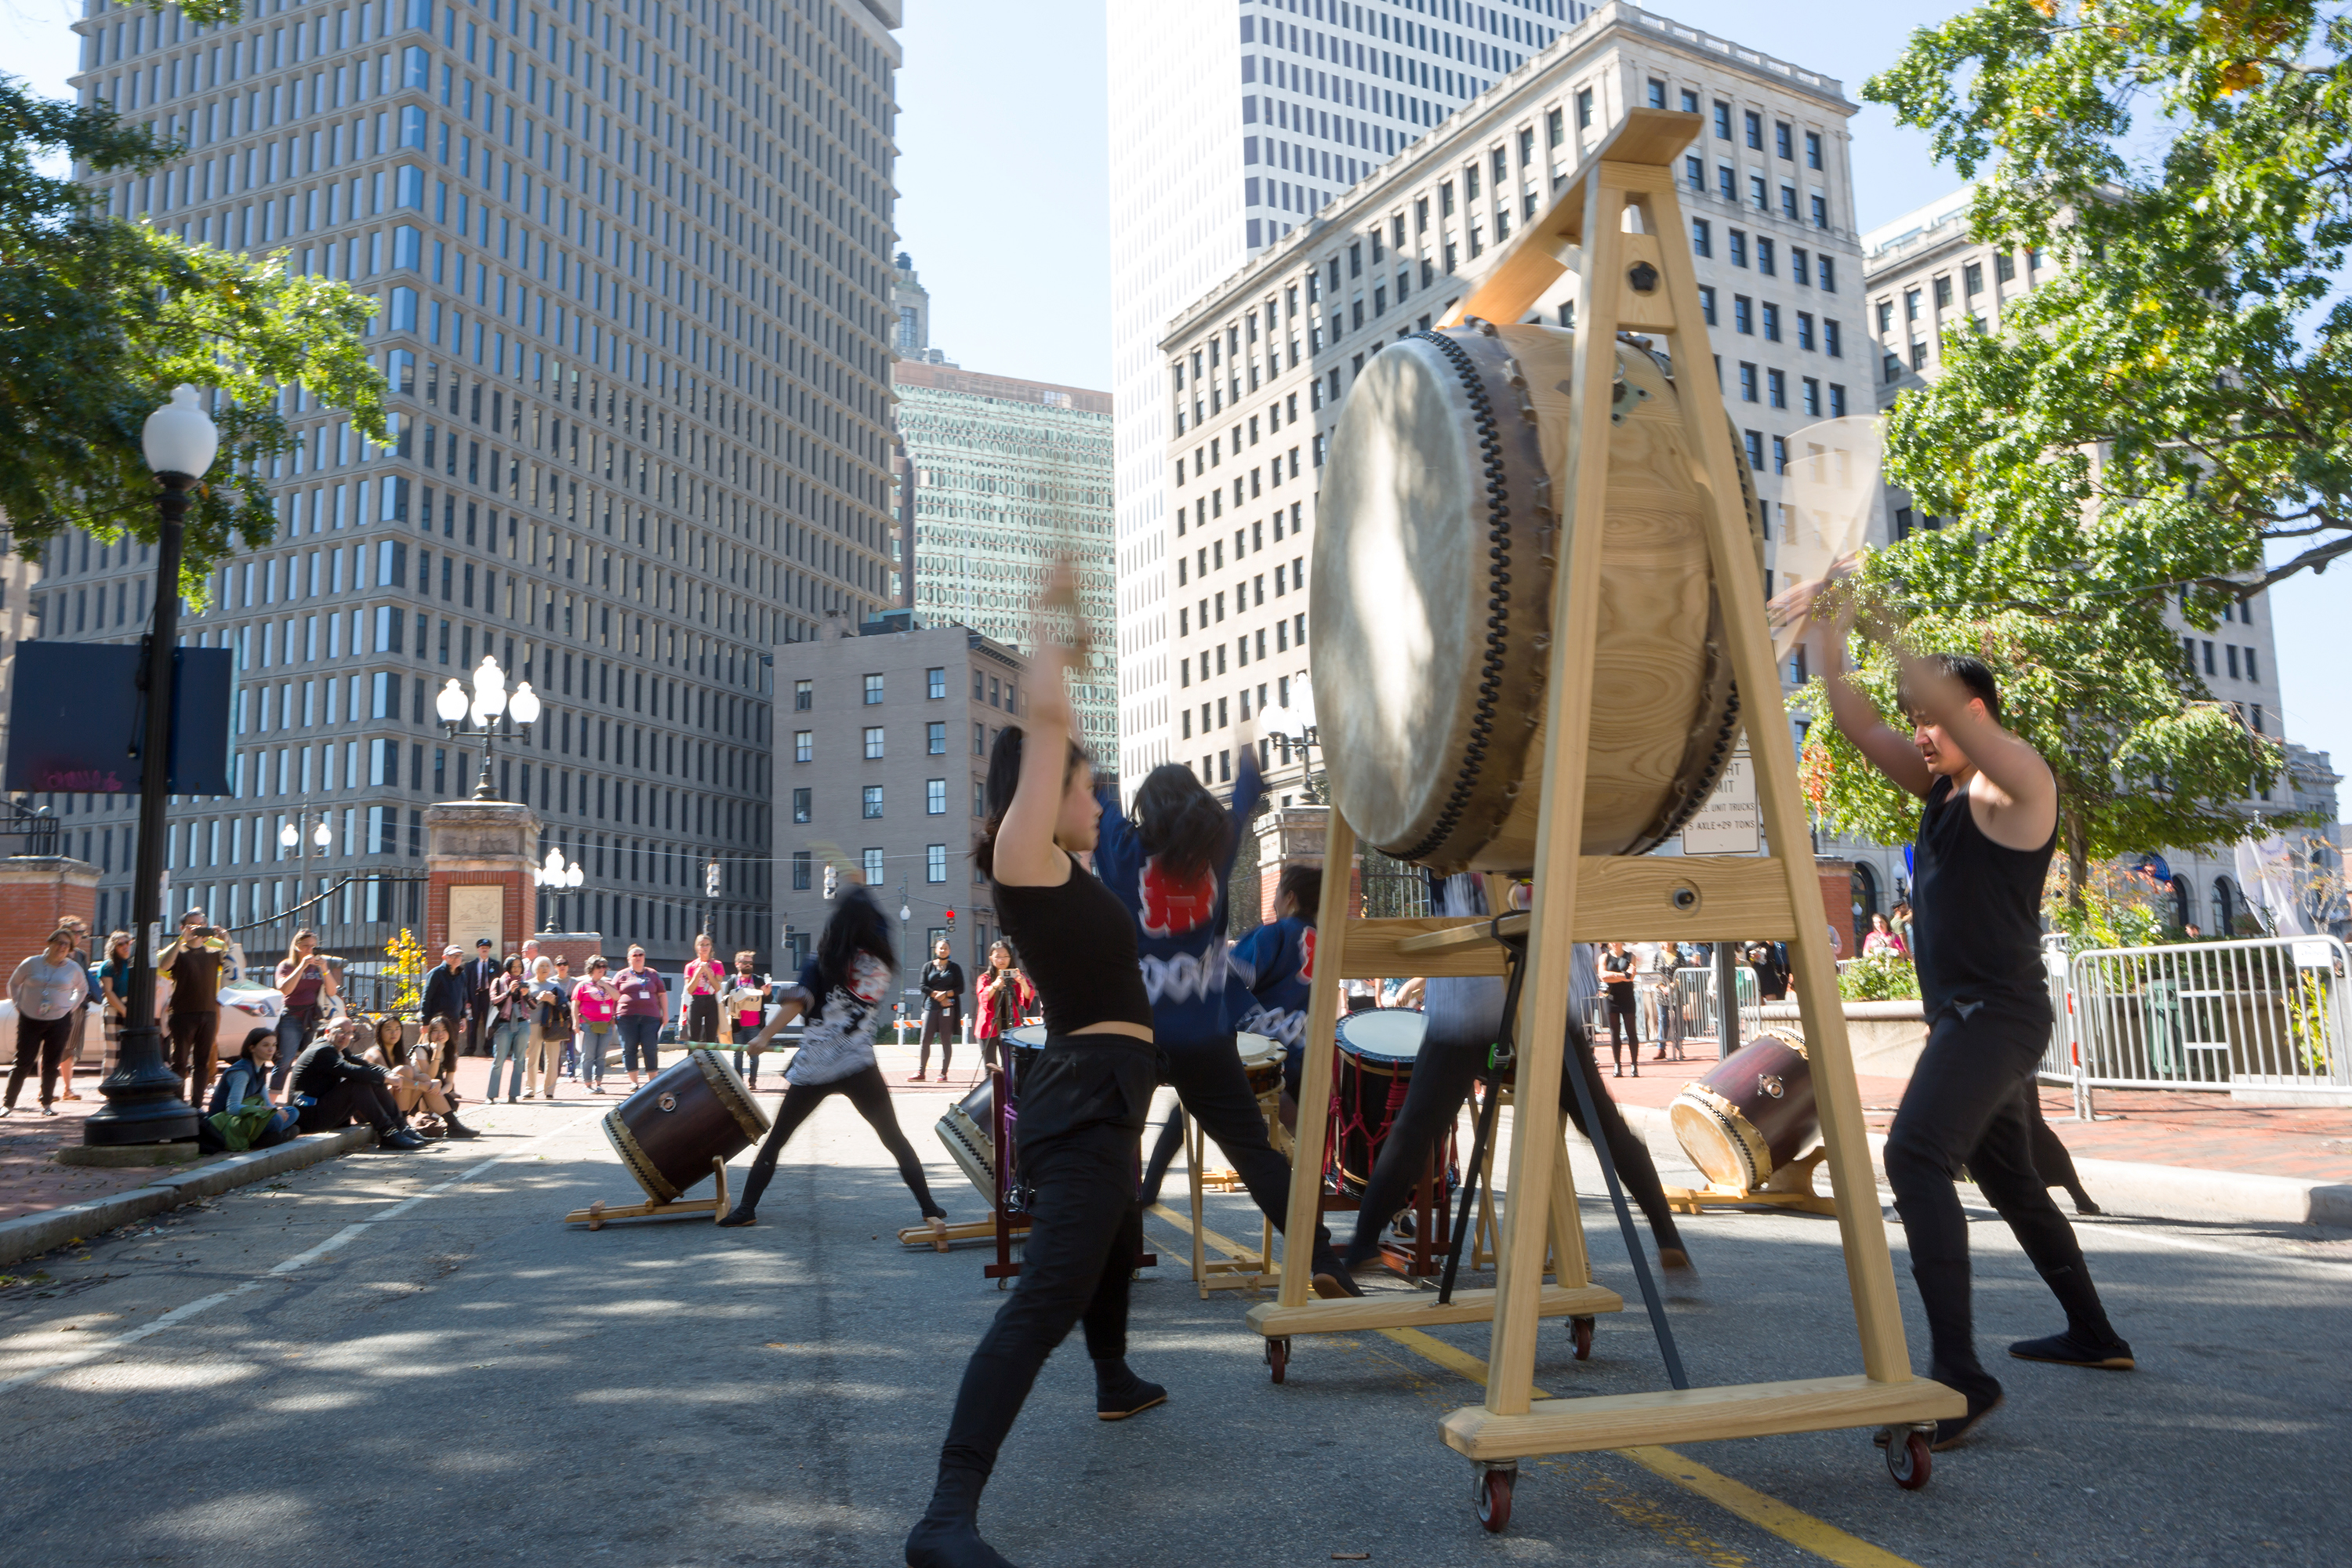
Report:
89,387,221,1145
279,821,299,849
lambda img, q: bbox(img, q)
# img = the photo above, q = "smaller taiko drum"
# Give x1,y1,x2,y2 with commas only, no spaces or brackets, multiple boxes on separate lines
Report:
936,1025,1049,1203
1330,1008,1430,1196
1668,1030,1817,1191
1236,1032,1286,1099
603,1048,770,1203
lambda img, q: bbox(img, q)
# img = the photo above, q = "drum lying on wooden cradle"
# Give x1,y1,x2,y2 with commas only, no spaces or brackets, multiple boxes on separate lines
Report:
1668,1029,1817,1191
936,1025,1049,1204
603,1048,770,1203
1330,1007,1431,1196
1309,319,1763,874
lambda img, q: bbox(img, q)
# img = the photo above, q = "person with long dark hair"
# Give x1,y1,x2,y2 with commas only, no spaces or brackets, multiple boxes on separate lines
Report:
718,884,952,1239
1112,753,1358,1297
906,565,1163,1568
974,940,1033,1069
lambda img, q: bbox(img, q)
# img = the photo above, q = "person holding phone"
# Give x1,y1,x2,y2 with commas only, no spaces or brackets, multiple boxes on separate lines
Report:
161,909,229,1106
272,929,339,1091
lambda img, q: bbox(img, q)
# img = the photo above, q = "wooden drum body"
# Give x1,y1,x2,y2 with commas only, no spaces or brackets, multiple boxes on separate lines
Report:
1668,1030,1817,1190
1237,1031,1286,1099
1330,1007,1430,1196
603,1048,770,1203
1310,320,1762,873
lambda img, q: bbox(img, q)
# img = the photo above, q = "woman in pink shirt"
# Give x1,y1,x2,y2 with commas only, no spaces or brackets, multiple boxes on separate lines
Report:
682,933,727,1048
572,956,620,1094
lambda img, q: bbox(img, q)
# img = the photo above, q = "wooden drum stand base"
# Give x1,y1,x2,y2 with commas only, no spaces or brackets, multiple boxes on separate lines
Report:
567,1156,731,1229
1663,1149,1838,1218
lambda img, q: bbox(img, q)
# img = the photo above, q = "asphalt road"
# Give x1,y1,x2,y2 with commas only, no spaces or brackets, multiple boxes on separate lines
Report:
1,1084,2347,1567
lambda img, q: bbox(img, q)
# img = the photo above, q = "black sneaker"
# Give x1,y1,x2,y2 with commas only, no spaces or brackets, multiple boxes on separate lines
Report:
1883,1367,2001,1451
2009,1330,2134,1370
1095,1363,1168,1421
716,1207,757,1228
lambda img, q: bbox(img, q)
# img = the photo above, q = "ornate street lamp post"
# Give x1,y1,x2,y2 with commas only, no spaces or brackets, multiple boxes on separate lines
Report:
86,387,217,1145
434,656,542,800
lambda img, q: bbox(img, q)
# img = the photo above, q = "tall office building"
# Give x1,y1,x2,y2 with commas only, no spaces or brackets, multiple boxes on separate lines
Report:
49,0,903,968
890,359,1117,761
1108,0,1582,791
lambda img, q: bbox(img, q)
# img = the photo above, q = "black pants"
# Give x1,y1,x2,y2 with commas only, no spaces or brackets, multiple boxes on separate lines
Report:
2024,1091,2095,1207
1343,1022,1683,1267
1883,1005,2111,1381
1140,1033,1339,1269
916,1007,957,1076
5,1013,76,1109
735,1063,947,1220
685,993,720,1045
297,1077,403,1134
270,1005,321,1092
937,1037,1156,1481
1602,982,1639,1062
168,1010,220,1107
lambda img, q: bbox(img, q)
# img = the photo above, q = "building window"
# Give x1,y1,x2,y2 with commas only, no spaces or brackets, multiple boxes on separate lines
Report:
862,786,884,819
1933,277,1954,310
1995,252,2017,284
927,779,947,815
1828,383,1848,416
1743,430,1765,469
792,788,811,824
927,720,947,755
1733,296,1753,334
1729,229,1748,267
1771,434,1788,474
793,679,811,711
1819,256,1838,292
1718,164,1737,202
1686,155,1704,191
1744,110,1762,149
927,844,948,884
863,672,884,705
1797,311,1816,350
862,848,886,886
1691,218,1711,258
793,730,813,764
1739,362,1759,402
1910,341,1929,372
1698,285,1717,325
1775,122,1794,160
863,726,885,760
1802,376,1821,416
927,666,946,699
1762,303,1781,342
1576,88,1594,129
1805,130,1824,169
973,722,985,755
1713,100,1732,139
1824,320,1842,358
1767,368,1787,408
791,851,811,890
1812,194,1829,228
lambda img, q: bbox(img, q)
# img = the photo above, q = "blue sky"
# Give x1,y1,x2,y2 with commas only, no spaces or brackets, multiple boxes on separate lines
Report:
9,1,2343,806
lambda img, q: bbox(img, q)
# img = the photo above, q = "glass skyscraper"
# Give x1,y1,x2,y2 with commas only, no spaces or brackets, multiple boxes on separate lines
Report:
40,0,903,968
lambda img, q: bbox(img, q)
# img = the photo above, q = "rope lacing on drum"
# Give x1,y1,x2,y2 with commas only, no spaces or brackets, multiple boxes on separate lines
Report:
1392,325,1516,866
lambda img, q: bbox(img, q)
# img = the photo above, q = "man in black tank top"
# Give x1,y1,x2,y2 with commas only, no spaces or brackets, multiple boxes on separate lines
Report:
1819,624,2132,1452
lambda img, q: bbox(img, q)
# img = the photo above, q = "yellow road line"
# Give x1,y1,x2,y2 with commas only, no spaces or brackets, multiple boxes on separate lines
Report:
1375,1326,1923,1568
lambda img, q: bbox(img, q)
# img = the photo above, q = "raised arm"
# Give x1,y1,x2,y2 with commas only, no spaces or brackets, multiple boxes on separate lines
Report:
1812,606,1935,800
1894,647,2057,849
993,562,1087,888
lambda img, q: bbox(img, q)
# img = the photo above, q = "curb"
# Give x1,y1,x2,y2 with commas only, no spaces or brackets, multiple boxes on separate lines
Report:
1617,1104,2352,1231
0,1126,374,1267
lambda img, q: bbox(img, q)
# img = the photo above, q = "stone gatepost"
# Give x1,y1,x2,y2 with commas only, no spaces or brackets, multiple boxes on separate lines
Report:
424,800,541,958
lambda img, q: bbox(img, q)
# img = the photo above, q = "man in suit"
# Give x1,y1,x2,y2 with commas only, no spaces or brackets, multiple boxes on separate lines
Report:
420,946,472,1077
463,938,500,1057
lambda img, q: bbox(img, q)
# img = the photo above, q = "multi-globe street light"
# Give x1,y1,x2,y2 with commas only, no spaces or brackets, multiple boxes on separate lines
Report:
434,655,542,800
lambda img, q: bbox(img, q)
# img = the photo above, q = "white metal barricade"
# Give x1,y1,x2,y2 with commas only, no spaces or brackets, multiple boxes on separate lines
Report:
2065,935,2350,1097
1672,964,1762,1051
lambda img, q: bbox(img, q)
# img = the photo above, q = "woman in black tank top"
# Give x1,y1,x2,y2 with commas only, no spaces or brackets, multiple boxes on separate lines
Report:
908,565,1163,1568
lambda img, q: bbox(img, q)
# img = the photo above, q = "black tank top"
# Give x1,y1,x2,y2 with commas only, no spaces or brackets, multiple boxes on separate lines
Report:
993,853,1154,1036
1910,774,2056,1021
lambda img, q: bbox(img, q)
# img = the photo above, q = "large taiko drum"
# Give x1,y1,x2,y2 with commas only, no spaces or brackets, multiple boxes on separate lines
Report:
1310,319,1762,873
936,1025,1049,1203
1669,1029,1817,1190
603,1048,770,1203
1330,1007,1430,1196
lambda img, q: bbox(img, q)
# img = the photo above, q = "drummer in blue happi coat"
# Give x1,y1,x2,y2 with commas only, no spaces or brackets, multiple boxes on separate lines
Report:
1096,747,1357,1298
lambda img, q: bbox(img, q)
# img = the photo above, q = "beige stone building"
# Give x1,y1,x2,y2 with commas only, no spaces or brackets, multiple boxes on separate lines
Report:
1156,2,1869,806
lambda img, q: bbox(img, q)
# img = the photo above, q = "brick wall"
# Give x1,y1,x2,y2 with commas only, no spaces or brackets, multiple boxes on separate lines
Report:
1817,858,1856,960
424,870,535,958
0,856,99,969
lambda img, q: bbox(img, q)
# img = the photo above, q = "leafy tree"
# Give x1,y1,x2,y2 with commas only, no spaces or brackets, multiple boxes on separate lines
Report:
0,60,385,599
1864,0,2352,594
1806,1,2335,914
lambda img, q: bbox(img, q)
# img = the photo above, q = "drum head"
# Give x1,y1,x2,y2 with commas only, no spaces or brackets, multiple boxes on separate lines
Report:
1335,1007,1428,1065
1235,1031,1282,1068
1005,1025,1049,1050
1312,321,1757,873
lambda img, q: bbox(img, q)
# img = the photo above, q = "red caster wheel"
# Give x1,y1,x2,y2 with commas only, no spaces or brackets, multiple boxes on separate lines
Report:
1265,1337,1290,1385
1885,1428,1932,1490
1570,1316,1595,1361
1474,1465,1515,1532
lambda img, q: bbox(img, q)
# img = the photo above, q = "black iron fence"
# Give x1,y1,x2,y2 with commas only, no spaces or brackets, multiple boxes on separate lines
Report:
218,873,431,1018
0,800,62,858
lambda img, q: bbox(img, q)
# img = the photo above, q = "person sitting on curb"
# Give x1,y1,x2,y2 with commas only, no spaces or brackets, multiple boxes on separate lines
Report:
203,1029,301,1152
383,1018,481,1138
289,1022,426,1150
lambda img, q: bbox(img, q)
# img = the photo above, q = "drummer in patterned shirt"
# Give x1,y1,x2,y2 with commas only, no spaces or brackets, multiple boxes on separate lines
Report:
1098,750,1359,1299
1228,862,1323,1106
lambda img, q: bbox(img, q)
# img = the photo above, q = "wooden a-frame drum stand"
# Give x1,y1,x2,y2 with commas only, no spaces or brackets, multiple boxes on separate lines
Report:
1258,107,1961,1515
